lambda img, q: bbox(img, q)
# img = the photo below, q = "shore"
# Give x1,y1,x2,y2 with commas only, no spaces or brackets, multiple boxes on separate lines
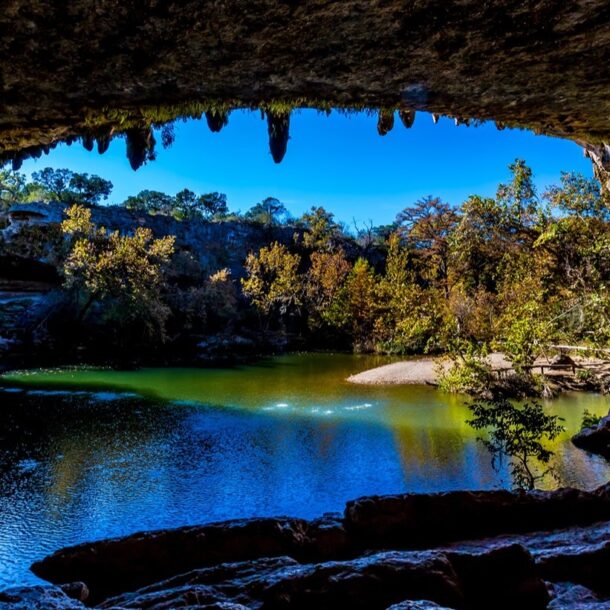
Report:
347,352,610,387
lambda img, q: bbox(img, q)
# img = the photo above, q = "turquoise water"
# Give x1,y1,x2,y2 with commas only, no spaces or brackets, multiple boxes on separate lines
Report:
1,353,609,587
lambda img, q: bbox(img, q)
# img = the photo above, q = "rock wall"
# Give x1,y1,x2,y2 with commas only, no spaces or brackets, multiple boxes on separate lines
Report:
0,202,297,279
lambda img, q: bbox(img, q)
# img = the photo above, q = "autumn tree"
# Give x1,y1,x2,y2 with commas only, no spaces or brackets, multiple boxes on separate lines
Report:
241,242,302,329
305,249,351,330
61,205,175,342
396,196,458,299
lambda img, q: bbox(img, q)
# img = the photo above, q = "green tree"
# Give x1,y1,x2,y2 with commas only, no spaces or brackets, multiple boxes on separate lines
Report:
544,172,609,220
328,257,378,351
468,398,564,490
305,249,351,330
30,167,112,205
298,206,343,251
496,159,541,234
450,195,506,292
200,192,229,219
123,190,175,215
0,169,26,209
245,197,289,227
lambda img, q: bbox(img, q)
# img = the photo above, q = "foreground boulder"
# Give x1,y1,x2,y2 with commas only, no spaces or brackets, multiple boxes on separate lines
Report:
547,583,609,609
0,585,86,610
344,484,610,548
31,518,316,603
30,483,610,607
573,414,610,460
97,546,547,610
446,545,549,610
388,599,450,610
538,541,610,596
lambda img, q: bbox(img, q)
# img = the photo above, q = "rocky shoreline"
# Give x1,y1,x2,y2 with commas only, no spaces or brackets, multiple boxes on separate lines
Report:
4,484,610,609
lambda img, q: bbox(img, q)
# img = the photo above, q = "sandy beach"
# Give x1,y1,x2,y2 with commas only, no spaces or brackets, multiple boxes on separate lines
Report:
347,353,512,385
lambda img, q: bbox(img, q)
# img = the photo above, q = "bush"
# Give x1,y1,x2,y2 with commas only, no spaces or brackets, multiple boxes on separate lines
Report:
580,409,601,430
437,353,494,395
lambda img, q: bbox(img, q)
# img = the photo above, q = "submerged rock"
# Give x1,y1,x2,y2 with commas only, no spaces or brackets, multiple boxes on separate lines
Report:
573,413,610,460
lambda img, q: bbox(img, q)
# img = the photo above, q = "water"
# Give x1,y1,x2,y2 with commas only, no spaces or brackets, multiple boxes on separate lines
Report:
0,353,609,587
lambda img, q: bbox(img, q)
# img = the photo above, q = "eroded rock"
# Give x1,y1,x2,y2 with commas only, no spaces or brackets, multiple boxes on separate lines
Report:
548,582,609,609
344,484,610,548
31,518,311,603
3,1,610,175
28,484,610,607
573,413,610,460
0,585,87,609
98,546,547,610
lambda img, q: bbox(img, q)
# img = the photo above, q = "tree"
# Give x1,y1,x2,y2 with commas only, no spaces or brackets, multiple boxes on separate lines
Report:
544,172,609,220
467,398,564,490
298,206,342,251
245,197,289,227
450,195,506,292
396,196,458,298
241,242,302,328
173,189,202,220
68,173,113,206
0,169,25,208
61,205,175,342
200,192,228,219
374,232,444,353
328,257,378,351
30,167,112,205
305,249,351,329
496,159,541,233
123,190,175,215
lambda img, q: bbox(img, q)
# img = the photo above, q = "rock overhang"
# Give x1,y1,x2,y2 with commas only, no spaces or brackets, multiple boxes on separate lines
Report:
2,0,610,180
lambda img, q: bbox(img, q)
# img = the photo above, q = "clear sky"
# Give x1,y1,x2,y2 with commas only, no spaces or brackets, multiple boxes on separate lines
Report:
19,109,593,226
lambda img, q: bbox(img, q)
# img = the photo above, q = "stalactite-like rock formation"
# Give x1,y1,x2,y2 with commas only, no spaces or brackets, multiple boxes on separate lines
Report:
1,1,610,179
267,111,290,163
205,110,230,133
125,127,156,171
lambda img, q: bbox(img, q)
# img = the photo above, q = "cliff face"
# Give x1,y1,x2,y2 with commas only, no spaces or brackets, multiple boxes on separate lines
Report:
0,202,299,364
2,1,610,176
0,202,296,279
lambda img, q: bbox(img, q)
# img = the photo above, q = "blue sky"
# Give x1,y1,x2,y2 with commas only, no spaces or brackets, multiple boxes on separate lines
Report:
19,109,593,226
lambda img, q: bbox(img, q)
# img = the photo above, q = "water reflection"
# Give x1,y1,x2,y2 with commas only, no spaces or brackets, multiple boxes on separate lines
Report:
0,354,609,587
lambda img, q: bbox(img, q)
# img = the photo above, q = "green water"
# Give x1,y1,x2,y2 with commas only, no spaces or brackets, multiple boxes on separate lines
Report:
4,353,608,440
1,353,609,587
